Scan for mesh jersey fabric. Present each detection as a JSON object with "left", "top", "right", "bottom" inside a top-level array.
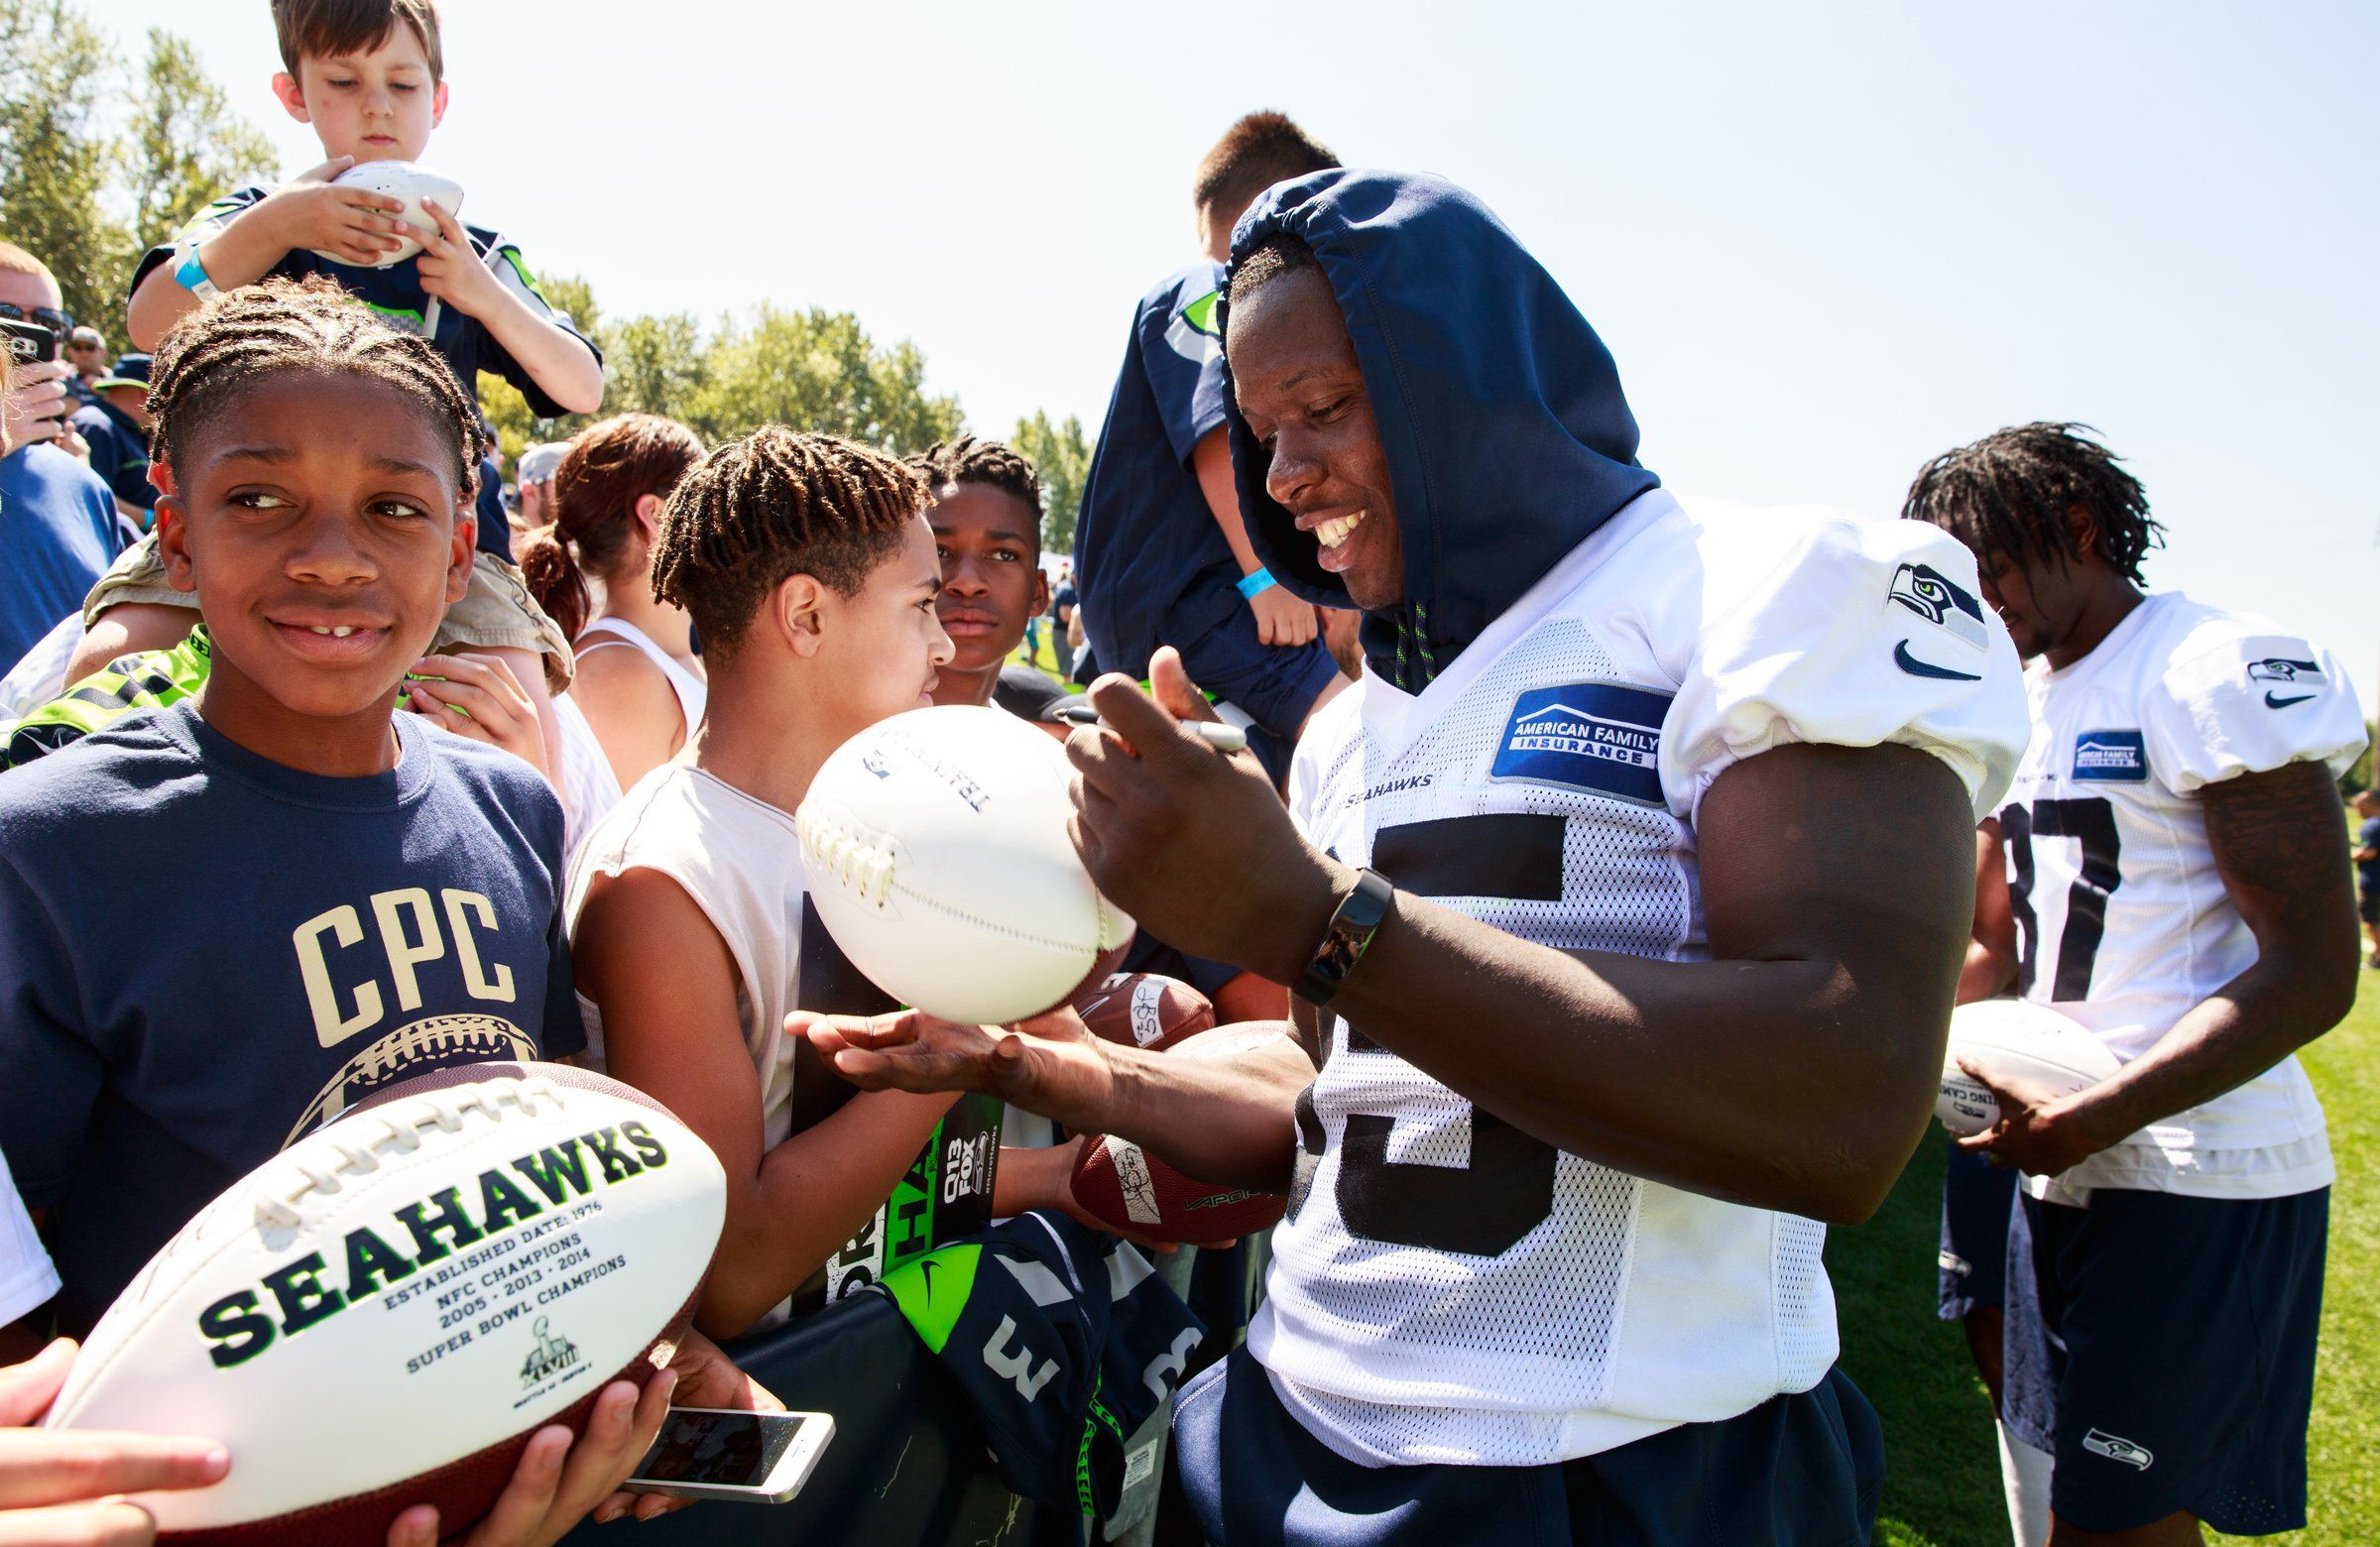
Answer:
[
  {"left": 2000, "top": 590, "right": 2363, "bottom": 1203},
  {"left": 1250, "top": 490, "right": 2028, "bottom": 1467}
]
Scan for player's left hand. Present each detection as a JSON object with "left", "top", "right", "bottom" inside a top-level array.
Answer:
[
  {"left": 383, "top": 1366, "right": 673, "bottom": 1547},
  {"left": 1954, "top": 1056, "right": 2117, "bottom": 1177},
  {"left": 588, "top": 1331, "right": 781, "bottom": 1525},
  {"left": 411, "top": 198, "right": 507, "bottom": 321},
  {"left": 400, "top": 653, "right": 547, "bottom": 779},
  {"left": 792, "top": 1004, "right": 1104, "bottom": 1109},
  {"left": 1068, "top": 649, "right": 1341, "bottom": 983}
]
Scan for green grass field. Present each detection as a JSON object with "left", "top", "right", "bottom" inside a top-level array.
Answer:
[{"left": 1832, "top": 975, "right": 2380, "bottom": 1545}]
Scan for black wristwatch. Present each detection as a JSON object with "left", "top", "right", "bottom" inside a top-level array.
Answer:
[{"left": 1294, "top": 868, "right": 1395, "bottom": 1007}]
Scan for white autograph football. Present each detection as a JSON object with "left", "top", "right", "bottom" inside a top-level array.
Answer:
[
  {"left": 312, "top": 161, "right": 465, "bottom": 268},
  {"left": 797, "top": 705, "right": 1133, "bottom": 1023},
  {"left": 47, "top": 1064, "right": 725, "bottom": 1544},
  {"left": 1936, "top": 999, "right": 2122, "bottom": 1136}
]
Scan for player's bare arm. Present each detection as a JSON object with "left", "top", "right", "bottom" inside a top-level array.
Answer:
[
  {"left": 1959, "top": 817, "right": 2019, "bottom": 1004},
  {"left": 571, "top": 866, "right": 956, "bottom": 1338},
  {"left": 1966, "top": 760, "right": 2358, "bottom": 1177},
  {"left": 797, "top": 1001, "right": 1317, "bottom": 1193},
  {"left": 1057, "top": 658, "right": 1973, "bottom": 1226}
]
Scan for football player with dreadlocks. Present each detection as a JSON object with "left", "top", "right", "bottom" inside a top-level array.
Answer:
[{"left": 1908, "top": 422, "right": 2361, "bottom": 1546}]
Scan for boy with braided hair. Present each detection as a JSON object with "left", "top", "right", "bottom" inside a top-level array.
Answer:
[
  {"left": 0, "top": 278, "right": 586, "bottom": 1344},
  {"left": 569, "top": 427, "right": 1158, "bottom": 1338}
]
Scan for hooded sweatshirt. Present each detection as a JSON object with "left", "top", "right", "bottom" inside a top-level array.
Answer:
[{"left": 1218, "top": 170, "right": 1660, "bottom": 690}]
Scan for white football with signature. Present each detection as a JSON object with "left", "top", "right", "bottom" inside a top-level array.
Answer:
[{"left": 798, "top": 705, "right": 1132, "bottom": 1023}]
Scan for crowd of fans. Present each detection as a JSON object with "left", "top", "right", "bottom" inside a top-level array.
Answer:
[{"left": 0, "top": 2, "right": 2362, "bottom": 1546}]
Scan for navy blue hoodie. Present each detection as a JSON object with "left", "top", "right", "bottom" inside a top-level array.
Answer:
[{"left": 1217, "top": 170, "right": 1660, "bottom": 690}]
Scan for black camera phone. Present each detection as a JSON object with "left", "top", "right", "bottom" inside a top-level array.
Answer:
[{"left": 2, "top": 316, "right": 59, "bottom": 366}]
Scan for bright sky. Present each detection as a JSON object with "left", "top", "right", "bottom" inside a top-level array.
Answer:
[{"left": 107, "top": 0, "right": 2380, "bottom": 704}]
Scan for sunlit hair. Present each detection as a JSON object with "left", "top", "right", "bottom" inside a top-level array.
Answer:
[
  {"left": 1193, "top": 111, "right": 1338, "bottom": 223},
  {"left": 906, "top": 434, "right": 1042, "bottom": 553},
  {"left": 273, "top": 0, "right": 444, "bottom": 80},
  {"left": 651, "top": 426, "right": 923, "bottom": 659},
  {"left": 1901, "top": 422, "right": 2163, "bottom": 585},
  {"left": 147, "top": 275, "right": 484, "bottom": 499},
  {"left": 522, "top": 415, "right": 704, "bottom": 641}
]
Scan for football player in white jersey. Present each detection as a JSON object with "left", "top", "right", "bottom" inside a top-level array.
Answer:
[
  {"left": 1907, "top": 422, "right": 2362, "bottom": 1546},
  {"left": 800, "top": 169, "right": 2028, "bottom": 1545}
]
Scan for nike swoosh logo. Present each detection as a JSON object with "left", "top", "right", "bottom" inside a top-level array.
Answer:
[
  {"left": 2265, "top": 691, "right": 2316, "bottom": 708},
  {"left": 1893, "top": 641, "right": 1982, "bottom": 680}
]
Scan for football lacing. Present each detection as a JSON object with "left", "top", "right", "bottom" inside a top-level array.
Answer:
[
  {"left": 249, "top": 1076, "right": 562, "bottom": 1230},
  {"left": 795, "top": 806, "right": 897, "bottom": 907}
]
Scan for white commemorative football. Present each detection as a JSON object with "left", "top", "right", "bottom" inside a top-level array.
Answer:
[
  {"left": 1936, "top": 999, "right": 2122, "bottom": 1136},
  {"left": 48, "top": 1064, "right": 725, "bottom": 1545},
  {"left": 797, "top": 705, "right": 1133, "bottom": 1023},
  {"left": 312, "top": 160, "right": 464, "bottom": 268}
]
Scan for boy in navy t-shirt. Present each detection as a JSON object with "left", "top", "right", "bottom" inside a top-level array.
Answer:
[
  {"left": 1072, "top": 113, "right": 1350, "bottom": 761},
  {"left": 0, "top": 279, "right": 584, "bottom": 1339}
]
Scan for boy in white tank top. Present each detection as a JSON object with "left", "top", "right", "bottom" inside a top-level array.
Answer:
[{"left": 565, "top": 427, "right": 1106, "bottom": 1338}]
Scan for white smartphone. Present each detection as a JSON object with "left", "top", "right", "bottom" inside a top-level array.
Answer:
[{"left": 624, "top": 1407, "right": 835, "bottom": 1503}]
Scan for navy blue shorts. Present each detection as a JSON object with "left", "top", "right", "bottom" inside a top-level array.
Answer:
[
  {"left": 1173, "top": 1349, "right": 1882, "bottom": 1547},
  {"left": 2005, "top": 1186, "right": 2326, "bottom": 1536},
  {"left": 1937, "top": 1139, "right": 2018, "bottom": 1320},
  {"left": 1164, "top": 588, "right": 1340, "bottom": 747}
]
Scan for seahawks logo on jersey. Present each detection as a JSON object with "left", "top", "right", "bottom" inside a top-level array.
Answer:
[
  {"left": 2248, "top": 656, "right": 2323, "bottom": 708},
  {"left": 1163, "top": 289, "right": 1223, "bottom": 364},
  {"left": 1886, "top": 562, "right": 1989, "bottom": 650}
]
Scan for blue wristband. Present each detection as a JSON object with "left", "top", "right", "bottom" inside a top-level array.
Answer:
[
  {"left": 1236, "top": 567, "right": 1277, "bottom": 600},
  {"left": 174, "top": 246, "right": 219, "bottom": 300}
]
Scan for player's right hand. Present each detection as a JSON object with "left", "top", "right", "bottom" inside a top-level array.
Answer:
[
  {"left": 1, "top": 361, "right": 72, "bottom": 450},
  {"left": 791, "top": 1004, "right": 1108, "bottom": 1111},
  {"left": 266, "top": 157, "right": 414, "bottom": 266},
  {"left": 0, "top": 1338, "right": 231, "bottom": 1547},
  {"left": 1248, "top": 584, "right": 1318, "bottom": 647}
]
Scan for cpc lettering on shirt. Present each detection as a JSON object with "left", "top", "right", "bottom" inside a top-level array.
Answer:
[
  {"left": 1489, "top": 682, "right": 1671, "bottom": 805},
  {"left": 1885, "top": 562, "right": 1990, "bottom": 651},
  {"left": 2073, "top": 729, "right": 2149, "bottom": 782}
]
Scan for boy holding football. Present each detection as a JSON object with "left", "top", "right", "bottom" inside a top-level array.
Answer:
[
  {"left": 86, "top": 0, "right": 592, "bottom": 746},
  {"left": 804, "top": 169, "right": 2030, "bottom": 1544},
  {"left": 566, "top": 428, "right": 1124, "bottom": 1340},
  {"left": 1910, "top": 423, "right": 2359, "bottom": 1545}
]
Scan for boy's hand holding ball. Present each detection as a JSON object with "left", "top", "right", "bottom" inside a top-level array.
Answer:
[{"left": 267, "top": 156, "right": 414, "bottom": 267}]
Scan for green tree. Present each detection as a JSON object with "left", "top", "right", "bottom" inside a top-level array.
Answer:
[
  {"left": 123, "top": 28, "right": 274, "bottom": 273},
  {"left": 1012, "top": 410, "right": 1093, "bottom": 552},
  {"left": 0, "top": 0, "right": 126, "bottom": 332},
  {"left": 689, "top": 304, "right": 961, "bottom": 452},
  {"left": 601, "top": 311, "right": 706, "bottom": 422}
]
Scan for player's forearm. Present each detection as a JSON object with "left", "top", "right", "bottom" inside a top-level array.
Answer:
[
  {"left": 991, "top": 1032, "right": 1311, "bottom": 1191},
  {"left": 698, "top": 1088, "right": 957, "bottom": 1338},
  {"left": 474, "top": 290, "right": 604, "bottom": 416},
  {"left": 2057, "top": 949, "right": 2355, "bottom": 1146},
  {"left": 1325, "top": 893, "right": 1956, "bottom": 1225}
]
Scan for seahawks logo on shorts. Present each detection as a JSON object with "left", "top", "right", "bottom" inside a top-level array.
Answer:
[
  {"left": 1887, "top": 563, "right": 1989, "bottom": 650},
  {"left": 2082, "top": 1428, "right": 2153, "bottom": 1471}
]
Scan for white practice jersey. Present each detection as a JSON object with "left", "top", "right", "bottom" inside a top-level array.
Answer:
[
  {"left": 1252, "top": 489, "right": 2029, "bottom": 1468},
  {"left": 1998, "top": 591, "right": 2363, "bottom": 1204}
]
